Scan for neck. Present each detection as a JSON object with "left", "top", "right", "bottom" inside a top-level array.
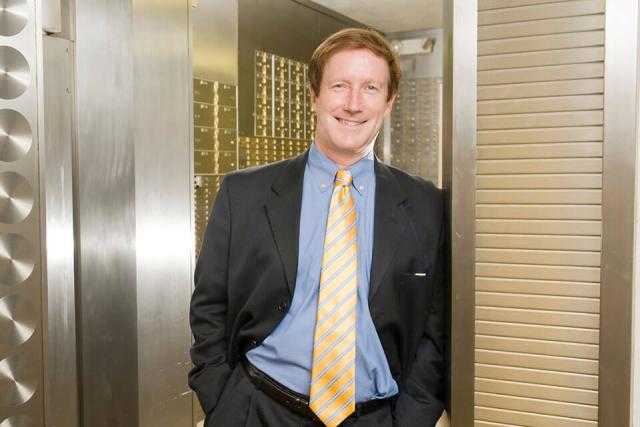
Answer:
[{"left": 313, "top": 141, "right": 374, "bottom": 169}]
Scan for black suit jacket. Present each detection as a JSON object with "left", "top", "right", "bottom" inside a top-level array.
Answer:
[{"left": 189, "top": 151, "right": 446, "bottom": 426}]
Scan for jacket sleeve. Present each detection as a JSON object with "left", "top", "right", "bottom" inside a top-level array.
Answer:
[
  {"left": 188, "top": 177, "right": 233, "bottom": 416},
  {"left": 394, "top": 207, "right": 446, "bottom": 427}
]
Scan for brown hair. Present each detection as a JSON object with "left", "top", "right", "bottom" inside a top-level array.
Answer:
[{"left": 308, "top": 28, "right": 401, "bottom": 101}]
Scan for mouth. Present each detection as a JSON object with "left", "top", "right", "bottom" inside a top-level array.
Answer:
[{"left": 335, "top": 117, "right": 367, "bottom": 127}]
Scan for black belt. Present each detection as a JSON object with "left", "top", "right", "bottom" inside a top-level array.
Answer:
[{"left": 241, "top": 357, "right": 390, "bottom": 422}]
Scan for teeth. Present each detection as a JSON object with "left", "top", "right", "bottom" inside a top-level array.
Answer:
[{"left": 339, "top": 119, "right": 362, "bottom": 126}]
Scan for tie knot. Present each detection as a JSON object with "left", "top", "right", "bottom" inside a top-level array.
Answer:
[{"left": 335, "top": 170, "right": 352, "bottom": 187}]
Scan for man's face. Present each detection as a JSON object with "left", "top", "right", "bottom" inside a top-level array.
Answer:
[{"left": 311, "top": 48, "right": 396, "bottom": 167}]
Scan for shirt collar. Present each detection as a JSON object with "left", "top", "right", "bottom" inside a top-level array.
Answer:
[{"left": 307, "top": 142, "right": 375, "bottom": 195}]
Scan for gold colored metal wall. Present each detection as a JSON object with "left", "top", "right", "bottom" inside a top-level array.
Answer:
[{"left": 475, "top": 0, "right": 604, "bottom": 425}]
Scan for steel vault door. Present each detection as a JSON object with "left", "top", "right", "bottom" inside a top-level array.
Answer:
[{"left": 0, "top": 0, "right": 45, "bottom": 424}]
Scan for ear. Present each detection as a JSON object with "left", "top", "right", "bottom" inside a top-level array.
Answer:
[
  {"left": 384, "top": 92, "right": 397, "bottom": 116},
  {"left": 309, "top": 87, "right": 318, "bottom": 111}
]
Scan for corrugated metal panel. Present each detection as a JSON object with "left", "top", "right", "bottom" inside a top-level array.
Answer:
[
  {"left": 475, "top": 220, "right": 602, "bottom": 236},
  {"left": 478, "top": 31, "right": 604, "bottom": 56},
  {"left": 478, "top": 14, "right": 604, "bottom": 41},
  {"left": 478, "top": 0, "right": 604, "bottom": 25},
  {"left": 477, "top": 174, "right": 602, "bottom": 189},
  {"left": 478, "top": 63, "right": 604, "bottom": 85},
  {"left": 475, "top": 1, "right": 603, "bottom": 424}
]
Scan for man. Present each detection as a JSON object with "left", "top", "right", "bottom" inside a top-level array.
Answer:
[{"left": 190, "top": 28, "right": 445, "bottom": 427}]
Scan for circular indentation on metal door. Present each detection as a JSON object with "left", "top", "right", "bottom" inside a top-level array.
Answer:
[
  {"left": 0, "top": 47, "right": 30, "bottom": 100},
  {"left": 0, "top": 0, "right": 29, "bottom": 37},
  {"left": 0, "top": 110, "right": 31, "bottom": 161},
  {"left": 0, "top": 173, "right": 32, "bottom": 224},
  {"left": 0, "top": 294, "right": 35, "bottom": 346},
  {"left": 0, "top": 415, "right": 35, "bottom": 427},
  {"left": 0, "top": 234, "right": 34, "bottom": 285},
  {"left": 0, "top": 355, "right": 37, "bottom": 406}
]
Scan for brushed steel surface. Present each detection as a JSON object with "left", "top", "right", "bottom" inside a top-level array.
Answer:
[
  {"left": 0, "top": 354, "right": 37, "bottom": 406},
  {"left": 41, "top": 0, "right": 62, "bottom": 33},
  {"left": 599, "top": 0, "right": 638, "bottom": 425},
  {"left": 132, "top": 0, "right": 192, "bottom": 425},
  {"left": 41, "top": 35, "right": 78, "bottom": 427},
  {"left": 192, "top": 0, "right": 237, "bottom": 84},
  {"left": 443, "top": 0, "right": 476, "bottom": 425},
  {"left": 0, "top": 47, "right": 30, "bottom": 100},
  {"left": 0, "top": 293, "right": 35, "bottom": 346},
  {"left": 0, "top": 109, "right": 31, "bottom": 162},
  {"left": 0, "top": 415, "right": 35, "bottom": 427},
  {"left": 0, "top": 172, "right": 33, "bottom": 224},
  {"left": 74, "top": 0, "right": 138, "bottom": 424},
  {"left": 0, "top": 0, "right": 28, "bottom": 37},
  {"left": 0, "top": 0, "right": 43, "bottom": 424},
  {"left": 0, "top": 233, "right": 34, "bottom": 285}
]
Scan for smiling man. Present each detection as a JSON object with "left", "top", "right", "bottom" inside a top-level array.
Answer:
[{"left": 189, "top": 28, "right": 446, "bottom": 427}]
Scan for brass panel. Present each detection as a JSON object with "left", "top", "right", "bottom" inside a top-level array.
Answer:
[
  {"left": 217, "top": 150, "right": 237, "bottom": 173},
  {"left": 478, "top": 0, "right": 604, "bottom": 26},
  {"left": 478, "top": 31, "right": 604, "bottom": 55},
  {"left": 476, "top": 392, "right": 598, "bottom": 420},
  {"left": 478, "top": 14, "right": 604, "bottom": 41},
  {"left": 478, "top": 79, "right": 604, "bottom": 101},
  {"left": 216, "top": 128, "right": 237, "bottom": 151},
  {"left": 476, "top": 263, "right": 600, "bottom": 282},
  {"left": 477, "top": 158, "right": 602, "bottom": 174},
  {"left": 476, "top": 321, "right": 599, "bottom": 344},
  {"left": 193, "top": 79, "right": 214, "bottom": 104},
  {"left": 478, "top": 111, "right": 603, "bottom": 131},
  {"left": 476, "top": 378, "right": 598, "bottom": 405},
  {"left": 476, "top": 292, "right": 599, "bottom": 313},
  {"left": 194, "top": 126, "right": 214, "bottom": 150},
  {"left": 476, "top": 174, "right": 602, "bottom": 189},
  {"left": 476, "top": 234, "right": 601, "bottom": 251},
  {"left": 478, "top": 126, "right": 603, "bottom": 145},
  {"left": 476, "top": 364, "right": 598, "bottom": 389},
  {"left": 475, "top": 219, "right": 602, "bottom": 236},
  {"left": 214, "top": 105, "right": 236, "bottom": 129},
  {"left": 476, "top": 277, "right": 600, "bottom": 298},
  {"left": 477, "top": 142, "right": 602, "bottom": 159},
  {"left": 476, "top": 248, "right": 600, "bottom": 266},
  {"left": 475, "top": 406, "right": 598, "bottom": 426},
  {"left": 476, "top": 307, "right": 599, "bottom": 329},
  {"left": 215, "top": 82, "right": 236, "bottom": 106},
  {"left": 194, "top": 151, "right": 214, "bottom": 174},
  {"left": 478, "top": 47, "right": 604, "bottom": 72},
  {"left": 193, "top": 103, "right": 214, "bottom": 127},
  {"left": 478, "top": 63, "right": 603, "bottom": 85},
  {"left": 476, "top": 335, "right": 599, "bottom": 359},
  {"left": 476, "top": 190, "right": 602, "bottom": 204}
]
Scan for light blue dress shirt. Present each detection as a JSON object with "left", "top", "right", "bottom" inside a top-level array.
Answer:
[{"left": 246, "top": 143, "right": 398, "bottom": 401}]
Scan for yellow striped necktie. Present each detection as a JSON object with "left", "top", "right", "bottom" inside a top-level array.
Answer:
[{"left": 309, "top": 169, "right": 357, "bottom": 427}]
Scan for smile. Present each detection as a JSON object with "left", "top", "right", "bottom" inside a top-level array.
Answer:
[{"left": 336, "top": 118, "right": 366, "bottom": 127}]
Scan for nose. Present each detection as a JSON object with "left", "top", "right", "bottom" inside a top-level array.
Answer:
[{"left": 344, "top": 89, "right": 362, "bottom": 113}]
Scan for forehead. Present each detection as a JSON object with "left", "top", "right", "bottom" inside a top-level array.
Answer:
[{"left": 321, "top": 48, "right": 390, "bottom": 82}]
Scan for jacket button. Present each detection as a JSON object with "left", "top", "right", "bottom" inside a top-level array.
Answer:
[
  {"left": 250, "top": 339, "right": 257, "bottom": 347},
  {"left": 277, "top": 301, "right": 289, "bottom": 311}
]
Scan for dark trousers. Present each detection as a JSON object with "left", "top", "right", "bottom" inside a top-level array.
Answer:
[{"left": 206, "top": 364, "right": 394, "bottom": 427}]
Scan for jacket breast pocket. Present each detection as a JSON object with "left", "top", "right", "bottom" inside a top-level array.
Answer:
[{"left": 395, "top": 270, "right": 433, "bottom": 324}]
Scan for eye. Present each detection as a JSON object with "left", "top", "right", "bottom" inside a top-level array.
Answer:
[
  {"left": 332, "top": 83, "right": 346, "bottom": 89},
  {"left": 366, "top": 84, "right": 379, "bottom": 91}
]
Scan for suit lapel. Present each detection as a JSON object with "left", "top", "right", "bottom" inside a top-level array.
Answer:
[
  {"left": 369, "top": 159, "right": 408, "bottom": 302},
  {"left": 265, "top": 151, "right": 308, "bottom": 295}
]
